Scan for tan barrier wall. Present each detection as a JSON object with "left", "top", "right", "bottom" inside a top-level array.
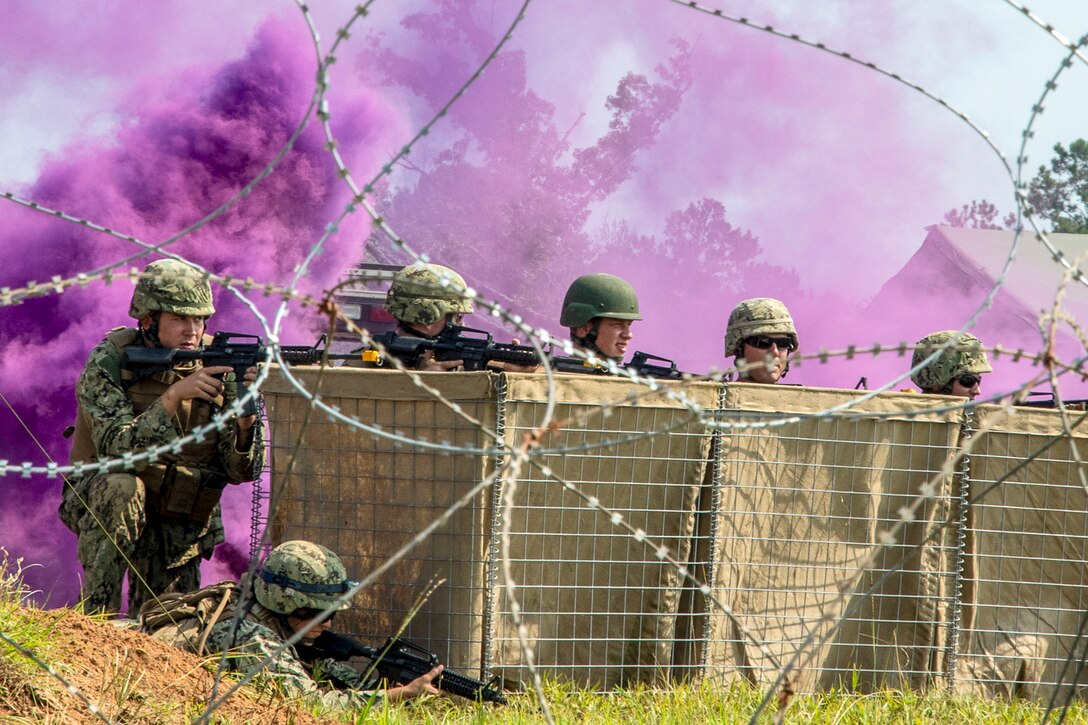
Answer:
[
  {"left": 701, "top": 384, "right": 964, "bottom": 692},
  {"left": 263, "top": 367, "right": 497, "bottom": 668},
  {"left": 488, "top": 376, "right": 719, "bottom": 688},
  {"left": 262, "top": 368, "right": 1088, "bottom": 696},
  {"left": 955, "top": 406, "right": 1088, "bottom": 700}
]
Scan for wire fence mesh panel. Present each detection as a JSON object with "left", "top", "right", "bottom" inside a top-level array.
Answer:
[
  {"left": 956, "top": 406, "right": 1088, "bottom": 700},
  {"left": 260, "top": 367, "right": 1088, "bottom": 700},
  {"left": 487, "top": 375, "right": 720, "bottom": 688},
  {"left": 701, "top": 385, "right": 963, "bottom": 692},
  {"left": 263, "top": 366, "right": 497, "bottom": 672}
]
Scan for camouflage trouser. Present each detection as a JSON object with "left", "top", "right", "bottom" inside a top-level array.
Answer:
[{"left": 59, "top": 472, "right": 216, "bottom": 614}]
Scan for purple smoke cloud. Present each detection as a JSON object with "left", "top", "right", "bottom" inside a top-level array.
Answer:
[
  {"left": 2, "top": 1, "right": 1080, "bottom": 606},
  {"left": 0, "top": 15, "right": 407, "bottom": 606}
]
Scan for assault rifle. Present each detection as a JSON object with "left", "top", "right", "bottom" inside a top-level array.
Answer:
[
  {"left": 296, "top": 631, "right": 507, "bottom": 704},
  {"left": 625, "top": 350, "right": 686, "bottom": 380},
  {"left": 1018, "top": 392, "right": 1088, "bottom": 411},
  {"left": 122, "top": 331, "right": 353, "bottom": 415},
  {"left": 547, "top": 349, "right": 687, "bottom": 380},
  {"left": 367, "top": 325, "right": 540, "bottom": 371}
]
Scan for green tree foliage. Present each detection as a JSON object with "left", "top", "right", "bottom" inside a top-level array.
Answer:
[
  {"left": 1027, "top": 139, "right": 1088, "bottom": 233},
  {"left": 356, "top": 0, "right": 694, "bottom": 316},
  {"left": 945, "top": 139, "right": 1088, "bottom": 234},
  {"left": 943, "top": 199, "right": 1015, "bottom": 230},
  {"left": 355, "top": 0, "right": 799, "bottom": 348}
]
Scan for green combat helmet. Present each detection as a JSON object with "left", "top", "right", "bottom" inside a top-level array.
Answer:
[
  {"left": 724, "top": 298, "right": 799, "bottom": 358},
  {"left": 559, "top": 273, "right": 642, "bottom": 328},
  {"left": 385, "top": 263, "right": 475, "bottom": 326},
  {"left": 911, "top": 330, "right": 992, "bottom": 393},
  {"left": 128, "top": 259, "right": 215, "bottom": 319},
  {"left": 254, "top": 540, "right": 358, "bottom": 615}
]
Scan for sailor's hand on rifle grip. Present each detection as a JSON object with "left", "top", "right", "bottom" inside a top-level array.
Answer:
[
  {"left": 384, "top": 664, "right": 444, "bottom": 703},
  {"left": 419, "top": 351, "right": 463, "bottom": 371},
  {"left": 235, "top": 365, "right": 260, "bottom": 431},
  {"left": 160, "top": 365, "right": 234, "bottom": 415}
]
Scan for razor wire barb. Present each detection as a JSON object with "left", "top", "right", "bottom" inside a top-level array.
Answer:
[{"left": 0, "top": 1, "right": 1086, "bottom": 723}]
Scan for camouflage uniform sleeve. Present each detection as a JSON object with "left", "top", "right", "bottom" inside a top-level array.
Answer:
[
  {"left": 310, "top": 657, "right": 383, "bottom": 692},
  {"left": 215, "top": 402, "right": 264, "bottom": 483},
  {"left": 204, "top": 619, "right": 381, "bottom": 711},
  {"left": 76, "top": 339, "right": 177, "bottom": 462}
]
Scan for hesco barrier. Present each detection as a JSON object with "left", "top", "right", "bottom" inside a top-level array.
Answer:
[{"left": 261, "top": 366, "right": 1088, "bottom": 698}]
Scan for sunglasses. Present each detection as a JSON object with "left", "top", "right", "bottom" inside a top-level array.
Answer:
[
  {"left": 745, "top": 336, "right": 795, "bottom": 352},
  {"left": 956, "top": 374, "right": 981, "bottom": 388}
]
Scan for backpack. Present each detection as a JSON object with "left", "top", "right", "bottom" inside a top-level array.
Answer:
[{"left": 139, "top": 581, "right": 242, "bottom": 655}]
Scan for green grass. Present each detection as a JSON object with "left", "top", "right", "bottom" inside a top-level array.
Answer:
[
  {"left": 0, "top": 550, "right": 57, "bottom": 677},
  {"left": 330, "top": 678, "right": 1088, "bottom": 725},
  {"left": 2, "top": 550, "right": 1086, "bottom": 724}
]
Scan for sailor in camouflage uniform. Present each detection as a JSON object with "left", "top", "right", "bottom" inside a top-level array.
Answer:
[
  {"left": 200, "top": 540, "right": 441, "bottom": 708},
  {"left": 60, "top": 258, "right": 264, "bottom": 614},
  {"left": 910, "top": 330, "right": 991, "bottom": 399},
  {"left": 350, "top": 262, "right": 536, "bottom": 372},
  {"left": 346, "top": 262, "right": 474, "bottom": 371},
  {"left": 724, "top": 298, "right": 799, "bottom": 384}
]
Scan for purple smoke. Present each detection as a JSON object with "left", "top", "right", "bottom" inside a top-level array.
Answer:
[
  {"left": 0, "top": 16, "right": 406, "bottom": 606},
  {"left": 1, "top": 2, "right": 1075, "bottom": 607}
]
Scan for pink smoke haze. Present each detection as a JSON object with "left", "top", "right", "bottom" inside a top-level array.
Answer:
[
  {"left": 0, "top": 14, "right": 408, "bottom": 605},
  {"left": 1, "top": 2, "right": 1083, "bottom": 606}
]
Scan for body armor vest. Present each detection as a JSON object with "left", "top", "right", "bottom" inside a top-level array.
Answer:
[{"left": 69, "top": 328, "right": 230, "bottom": 521}]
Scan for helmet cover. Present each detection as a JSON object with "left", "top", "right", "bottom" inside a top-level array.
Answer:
[
  {"left": 129, "top": 259, "right": 215, "bottom": 319},
  {"left": 910, "top": 330, "right": 992, "bottom": 391},
  {"left": 254, "top": 540, "right": 357, "bottom": 615},
  {"left": 724, "top": 298, "right": 798, "bottom": 358},
  {"left": 385, "top": 263, "right": 474, "bottom": 326}
]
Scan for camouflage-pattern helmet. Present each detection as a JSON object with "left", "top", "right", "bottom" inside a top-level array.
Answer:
[
  {"left": 724, "top": 298, "right": 799, "bottom": 357},
  {"left": 910, "top": 330, "right": 992, "bottom": 392},
  {"left": 254, "top": 541, "right": 358, "bottom": 615},
  {"left": 559, "top": 274, "right": 642, "bottom": 328},
  {"left": 128, "top": 259, "right": 215, "bottom": 319},
  {"left": 385, "top": 263, "right": 474, "bottom": 326}
]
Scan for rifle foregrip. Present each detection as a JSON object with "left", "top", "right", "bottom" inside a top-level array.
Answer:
[
  {"left": 307, "top": 632, "right": 507, "bottom": 704},
  {"left": 278, "top": 346, "right": 321, "bottom": 365},
  {"left": 489, "top": 347, "right": 540, "bottom": 367},
  {"left": 437, "top": 669, "right": 508, "bottom": 704}
]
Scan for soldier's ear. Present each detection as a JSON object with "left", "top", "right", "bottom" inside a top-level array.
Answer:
[{"left": 139, "top": 315, "right": 154, "bottom": 331}]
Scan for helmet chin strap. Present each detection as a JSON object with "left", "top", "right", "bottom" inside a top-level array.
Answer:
[
  {"left": 140, "top": 313, "right": 207, "bottom": 348},
  {"left": 141, "top": 313, "right": 163, "bottom": 348},
  {"left": 573, "top": 320, "right": 609, "bottom": 360},
  {"left": 570, "top": 320, "right": 622, "bottom": 361}
]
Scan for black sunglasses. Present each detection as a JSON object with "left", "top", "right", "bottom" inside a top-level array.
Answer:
[
  {"left": 956, "top": 374, "right": 981, "bottom": 388},
  {"left": 745, "top": 336, "right": 795, "bottom": 352}
]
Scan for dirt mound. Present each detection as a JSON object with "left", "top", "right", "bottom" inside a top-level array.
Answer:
[{"left": 0, "top": 607, "right": 328, "bottom": 724}]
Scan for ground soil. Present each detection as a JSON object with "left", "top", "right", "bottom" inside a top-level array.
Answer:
[{"left": 0, "top": 607, "right": 329, "bottom": 724}]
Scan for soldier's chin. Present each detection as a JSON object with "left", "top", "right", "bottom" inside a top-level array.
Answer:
[{"left": 751, "top": 368, "right": 781, "bottom": 384}]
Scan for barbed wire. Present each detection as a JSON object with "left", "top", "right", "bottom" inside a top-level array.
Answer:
[{"left": 0, "top": 1, "right": 1086, "bottom": 723}]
